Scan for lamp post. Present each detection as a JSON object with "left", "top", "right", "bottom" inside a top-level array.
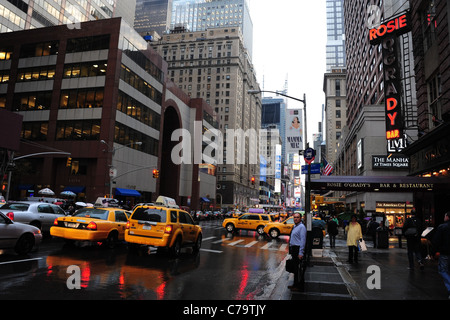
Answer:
[
  {"left": 100, "top": 140, "right": 142, "bottom": 197},
  {"left": 248, "top": 89, "right": 313, "bottom": 260}
]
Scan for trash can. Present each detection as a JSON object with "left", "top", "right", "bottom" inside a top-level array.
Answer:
[
  {"left": 376, "top": 227, "right": 389, "bottom": 249},
  {"left": 311, "top": 227, "right": 324, "bottom": 249}
]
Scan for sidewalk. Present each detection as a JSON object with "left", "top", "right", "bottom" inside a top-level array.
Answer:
[{"left": 283, "top": 233, "right": 449, "bottom": 300}]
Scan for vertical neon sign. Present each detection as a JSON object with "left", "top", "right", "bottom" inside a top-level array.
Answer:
[{"left": 369, "top": 12, "right": 411, "bottom": 140}]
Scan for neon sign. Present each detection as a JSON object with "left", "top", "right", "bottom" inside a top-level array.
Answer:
[
  {"left": 369, "top": 13, "right": 411, "bottom": 45},
  {"left": 369, "top": 12, "right": 411, "bottom": 141}
]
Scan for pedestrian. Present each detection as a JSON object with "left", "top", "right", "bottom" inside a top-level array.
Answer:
[
  {"left": 402, "top": 211, "right": 424, "bottom": 270},
  {"left": 367, "top": 217, "right": 379, "bottom": 248},
  {"left": 431, "top": 211, "right": 450, "bottom": 299},
  {"left": 288, "top": 212, "right": 307, "bottom": 291},
  {"left": 327, "top": 215, "right": 338, "bottom": 248},
  {"left": 345, "top": 214, "right": 362, "bottom": 264}
]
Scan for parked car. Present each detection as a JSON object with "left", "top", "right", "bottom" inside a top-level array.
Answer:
[
  {"left": 0, "top": 211, "right": 43, "bottom": 254},
  {"left": 0, "top": 201, "right": 66, "bottom": 233}
]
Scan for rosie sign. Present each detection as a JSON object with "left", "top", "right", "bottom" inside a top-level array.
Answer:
[{"left": 369, "top": 12, "right": 411, "bottom": 140}]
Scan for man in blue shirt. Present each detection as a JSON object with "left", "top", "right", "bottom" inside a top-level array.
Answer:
[{"left": 288, "top": 213, "right": 307, "bottom": 290}]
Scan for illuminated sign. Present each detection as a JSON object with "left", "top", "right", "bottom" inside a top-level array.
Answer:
[
  {"left": 369, "top": 12, "right": 411, "bottom": 141},
  {"left": 369, "top": 13, "right": 411, "bottom": 45}
]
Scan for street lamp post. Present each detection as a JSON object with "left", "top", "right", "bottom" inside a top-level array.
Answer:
[
  {"left": 100, "top": 140, "right": 142, "bottom": 197},
  {"left": 248, "top": 89, "right": 313, "bottom": 260}
]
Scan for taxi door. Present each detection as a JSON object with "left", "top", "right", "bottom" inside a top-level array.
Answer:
[
  {"left": 235, "top": 214, "right": 252, "bottom": 230},
  {"left": 114, "top": 211, "right": 129, "bottom": 240},
  {"left": 178, "top": 211, "right": 196, "bottom": 244},
  {"left": 280, "top": 217, "right": 294, "bottom": 235}
]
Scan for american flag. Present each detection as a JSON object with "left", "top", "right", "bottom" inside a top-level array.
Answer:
[{"left": 322, "top": 158, "right": 334, "bottom": 176}]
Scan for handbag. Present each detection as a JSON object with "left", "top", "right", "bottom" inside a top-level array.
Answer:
[
  {"left": 404, "top": 227, "right": 418, "bottom": 236},
  {"left": 359, "top": 239, "right": 367, "bottom": 251},
  {"left": 285, "top": 258, "right": 296, "bottom": 273}
]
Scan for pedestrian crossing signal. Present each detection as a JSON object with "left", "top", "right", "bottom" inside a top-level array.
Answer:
[{"left": 152, "top": 169, "right": 159, "bottom": 178}]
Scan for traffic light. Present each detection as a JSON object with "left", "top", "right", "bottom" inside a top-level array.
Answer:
[
  {"left": 251, "top": 176, "right": 255, "bottom": 185},
  {"left": 152, "top": 169, "right": 159, "bottom": 178},
  {"left": 66, "top": 157, "right": 72, "bottom": 167}
]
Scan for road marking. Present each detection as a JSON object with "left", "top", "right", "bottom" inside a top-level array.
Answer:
[
  {"left": 245, "top": 240, "right": 259, "bottom": 247},
  {"left": 228, "top": 239, "right": 244, "bottom": 246},
  {"left": 202, "top": 236, "right": 216, "bottom": 241},
  {"left": 0, "top": 258, "right": 42, "bottom": 265},
  {"left": 279, "top": 244, "right": 288, "bottom": 251},
  {"left": 200, "top": 248, "right": 223, "bottom": 254},
  {"left": 212, "top": 238, "right": 227, "bottom": 244},
  {"left": 261, "top": 242, "right": 273, "bottom": 250}
]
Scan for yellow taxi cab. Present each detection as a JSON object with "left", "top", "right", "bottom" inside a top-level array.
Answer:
[
  {"left": 222, "top": 213, "right": 272, "bottom": 235},
  {"left": 125, "top": 196, "right": 202, "bottom": 257},
  {"left": 263, "top": 216, "right": 294, "bottom": 239},
  {"left": 50, "top": 207, "right": 131, "bottom": 248}
]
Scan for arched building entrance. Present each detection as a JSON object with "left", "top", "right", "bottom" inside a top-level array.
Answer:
[{"left": 159, "top": 105, "right": 181, "bottom": 202}]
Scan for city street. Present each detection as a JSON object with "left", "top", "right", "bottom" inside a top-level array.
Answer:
[
  {"left": 1, "top": 219, "right": 448, "bottom": 303},
  {"left": 0, "top": 219, "right": 289, "bottom": 300}
]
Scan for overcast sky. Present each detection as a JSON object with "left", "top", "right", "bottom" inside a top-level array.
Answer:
[{"left": 249, "top": 0, "right": 327, "bottom": 146}]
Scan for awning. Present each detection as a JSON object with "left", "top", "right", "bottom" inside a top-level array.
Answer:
[
  {"left": 115, "top": 188, "right": 141, "bottom": 197},
  {"left": 63, "top": 186, "right": 86, "bottom": 193},
  {"left": 200, "top": 197, "right": 210, "bottom": 202},
  {"left": 307, "top": 176, "right": 450, "bottom": 192}
]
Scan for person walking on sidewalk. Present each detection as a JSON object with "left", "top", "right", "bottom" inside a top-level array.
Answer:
[
  {"left": 346, "top": 214, "right": 362, "bottom": 264},
  {"left": 367, "top": 217, "right": 379, "bottom": 248},
  {"left": 403, "top": 211, "right": 424, "bottom": 270},
  {"left": 431, "top": 211, "right": 450, "bottom": 299},
  {"left": 327, "top": 215, "right": 338, "bottom": 248},
  {"left": 288, "top": 213, "right": 307, "bottom": 291}
]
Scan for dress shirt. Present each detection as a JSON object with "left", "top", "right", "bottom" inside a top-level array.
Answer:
[{"left": 290, "top": 222, "right": 307, "bottom": 255}]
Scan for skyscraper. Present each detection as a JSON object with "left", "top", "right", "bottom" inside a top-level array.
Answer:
[
  {"left": 325, "top": 0, "right": 346, "bottom": 71},
  {"left": 134, "top": 0, "right": 173, "bottom": 36}
]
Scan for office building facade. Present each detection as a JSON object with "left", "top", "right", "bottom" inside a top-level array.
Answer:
[{"left": 151, "top": 26, "right": 260, "bottom": 210}]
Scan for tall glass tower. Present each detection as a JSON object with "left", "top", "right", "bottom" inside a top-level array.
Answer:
[{"left": 325, "top": 0, "right": 346, "bottom": 70}]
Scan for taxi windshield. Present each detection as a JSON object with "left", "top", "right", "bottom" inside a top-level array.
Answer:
[
  {"left": 73, "top": 208, "right": 109, "bottom": 220},
  {"left": 132, "top": 208, "right": 167, "bottom": 223}
]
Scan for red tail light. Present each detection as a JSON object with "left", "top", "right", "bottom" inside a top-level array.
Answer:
[
  {"left": 126, "top": 221, "right": 130, "bottom": 229},
  {"left": 86, "top": 221, "right": 97, "bottom": 230},
  {"left": 164, "top": 225, "right": 173, "bottom": 234},
  {"left": 6, "top": 212, "right": 14, "bottom": 220},
  {"left": 53, "top": 218, "right": 59, "bottom": 226}
]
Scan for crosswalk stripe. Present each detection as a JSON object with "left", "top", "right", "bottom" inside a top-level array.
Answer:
[
  {"left": 244, "top": 240, "right": 259, "bottom": 248},
  {"left": 279, "top": 243, "right": 288, "bottom": 251},
  {"left": 228, "top": 239, "right": 245, "bottom": 246},
  {"left": 261, "top": 242, "right": 273, "bottom": 250},
  {"left": 202, "top": 236, "right": 216, "bottom": 241}
]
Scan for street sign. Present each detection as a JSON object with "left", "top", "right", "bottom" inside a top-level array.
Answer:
[
  {"left": 302, "top": 163, "right": 321, "bottom": 174},
  {"left": 304, "top": 148, "right": 315, "bottom": 165}
]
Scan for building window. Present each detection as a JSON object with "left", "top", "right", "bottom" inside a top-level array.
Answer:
[
  {"left": 427, "top": 73, "right": 442, "bottom": 129},
  {"left": 59, "top": 88, "right": 104, "bottom": 109},
  {"left": 66, "top": 35, "right": 110, "bottom": 53},
  {"left": 63, "top": 61, "right": 107, "bottom": 78},
  {"left": 55, "top": 120, "right": 101, "bottom": 141},
  {"left": 13, "top": 91, "right": 52, "bottom": 111},
  {"left": 17, "top": 66, "right": 56, "bottom": 82},
  {"left": 422, "top": 0, "right": 437, "bottom": 51},
  {"left": 19, "top": 41, "right": 59, "bottom": 58},
  {"left": 21, "top": 122, "right": 48, "bottom": 141}
]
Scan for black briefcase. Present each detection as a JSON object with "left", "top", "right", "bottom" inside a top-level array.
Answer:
[{"left": 285, "top": 258, "right": 296, "bottom": 273}]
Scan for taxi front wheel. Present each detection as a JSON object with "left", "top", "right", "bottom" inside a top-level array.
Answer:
[{"left": 226, "top": 223, "right": 235, "bottom": 233}]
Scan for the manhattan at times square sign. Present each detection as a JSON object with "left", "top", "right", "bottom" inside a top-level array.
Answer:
[{"left": 368, "top": 10, "right": 411, "bottom": 142}]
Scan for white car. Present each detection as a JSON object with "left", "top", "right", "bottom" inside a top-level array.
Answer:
[
  {"left": 0, "top": 212, "right": 42, "bottom": 254},
  {"left": 1, "top": 201, "right": 66, "bottom": 233}
]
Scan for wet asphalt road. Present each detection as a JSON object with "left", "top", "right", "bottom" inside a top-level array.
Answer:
[{"left": 0, "top": 219, "right": 289, "bottom": 300}]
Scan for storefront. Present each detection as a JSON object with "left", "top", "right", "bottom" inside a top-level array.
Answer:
[{"left": 376, "top": 202, "right": 414, "bottom": 228}]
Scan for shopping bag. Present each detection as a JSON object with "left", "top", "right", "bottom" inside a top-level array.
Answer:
[
  {"left": 285, "top": 258, "right": 296, "bottom": 273},
  {"left": 359, "top": 239, "right": 367, "bottom": 251}
]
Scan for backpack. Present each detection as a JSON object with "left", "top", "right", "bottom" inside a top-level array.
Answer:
[{"left": 404, "top": 218, "right": 418, "bottom": 237}]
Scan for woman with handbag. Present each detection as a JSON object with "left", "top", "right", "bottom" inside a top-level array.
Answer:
[{"left": 346, "top": 214, "right": 363, "bottom": 264}]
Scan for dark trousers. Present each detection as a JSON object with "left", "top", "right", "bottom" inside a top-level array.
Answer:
[
  {"left": 329, "top": 234, "right": 336, "bottom": 248},
  {"left": 406, "top": 237, "right": 423, "bottom": 268},
  {"left": 348, "top": 245, "right": 358, "bottom": 263},
  {"left": 289, "top": 245, "right": 304, "bottom": 287}
]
